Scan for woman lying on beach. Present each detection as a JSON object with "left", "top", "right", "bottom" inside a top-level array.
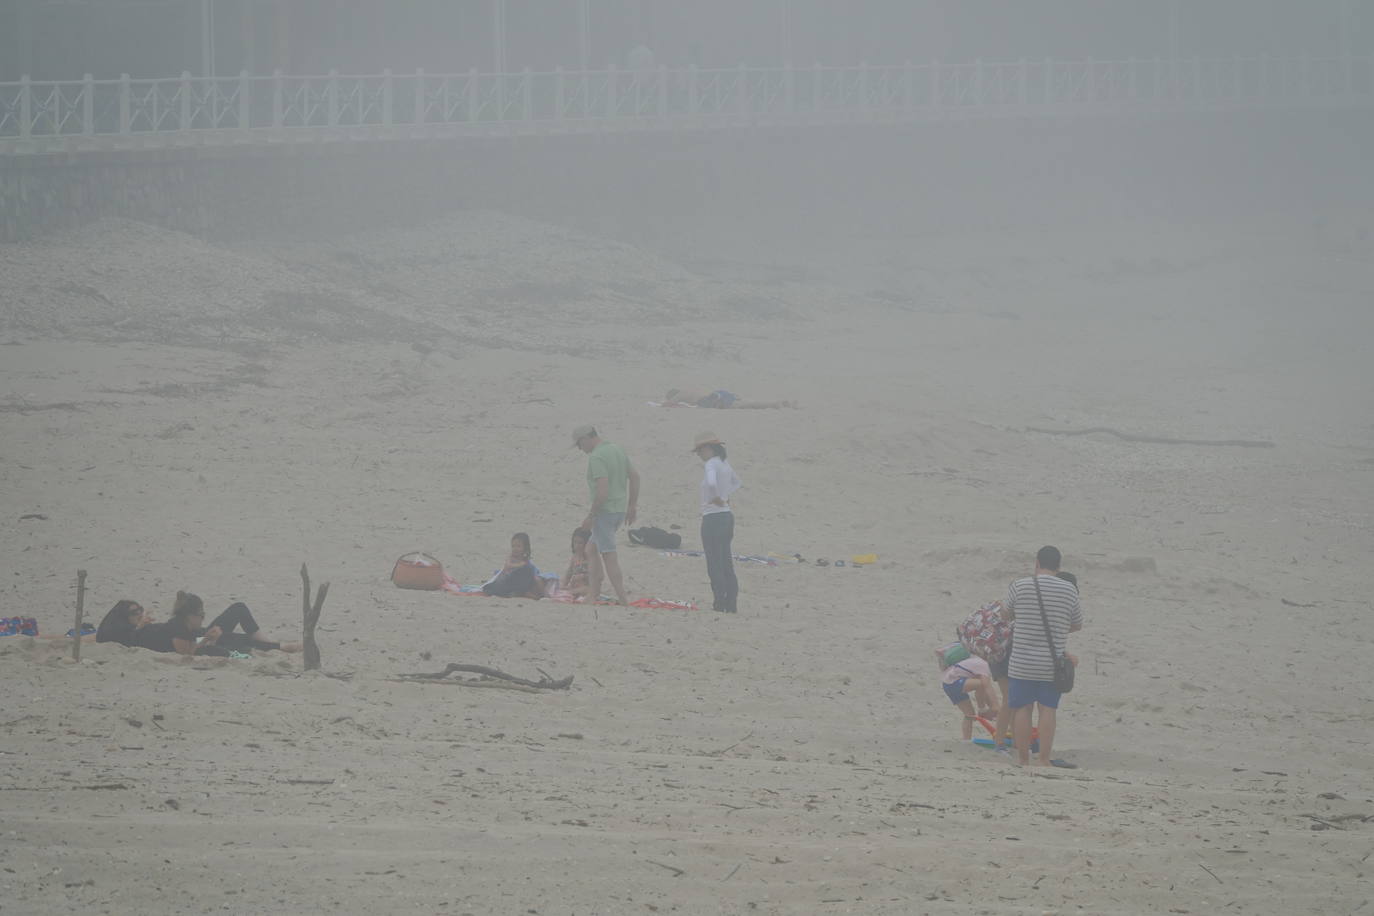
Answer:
[
  {"left": 663, "top": 388, "right": 795, "bottom": 409},
  {"left": 96, "top": 592, "right": 300, "bottom": 656}
]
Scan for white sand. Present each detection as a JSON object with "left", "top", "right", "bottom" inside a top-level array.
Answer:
[{"left": 2, "top": 209, "right": 1372, "bottom": 914}]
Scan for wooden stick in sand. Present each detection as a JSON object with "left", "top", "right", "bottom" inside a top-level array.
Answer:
[
  {"left": 71, "top": 569, "right": 87, "bottom": 662},
  {"left": 300, "top": 563, "right": 330, "bottom": 672}
]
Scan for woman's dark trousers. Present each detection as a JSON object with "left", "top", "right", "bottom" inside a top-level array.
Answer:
[
  {"left": 701, "top": 511, "right": 738, "bottom": 613},
  {"left": 204, "top": 602, "right": 277, "bottom": 652}
]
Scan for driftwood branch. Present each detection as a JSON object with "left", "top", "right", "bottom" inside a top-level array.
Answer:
[
  {"left": 395, "top": 663, "right": 573, "bottom": 690},
  {"left": 1026, "top": 425, "right": 1274, "bottom": 448},
  {"left": 386, "top": 678, "right": 545, "bottom": 694},
  {"left": 72, "top": 569, "right": 87, "bottom": 663},
  {"left": 300, "top": 564, "right": 330, "bottom": 671}
]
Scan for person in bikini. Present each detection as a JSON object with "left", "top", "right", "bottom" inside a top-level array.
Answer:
[{"left": 561, "top": 527, "right": 593, "bottom": 600}]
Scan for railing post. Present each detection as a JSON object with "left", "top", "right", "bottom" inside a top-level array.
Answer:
[
  {"left": 82, "top": 74, "right": 94, "bottom": 135},
  {"left": 929, "top": 59, "right": 940, "bottom": 113},
  {"left": 412, "top": 69, "right": 425, "bottom": 124},
  {"left": 554, "top": 67, "right": 565, "bottom": 121},
  {"left": 465, "top": 68, "right": 478, "bottom": 122},
  {"left": 522, "top": 68, "right": 533, "bottom": 122},
  {"left": 1127, "top": 57, "right": 1137, "bottom": 102},
  {"left": 1192, "top": 56, "right": 1202, "bottom": 104},
  {"left": 119, "top": 73, "right": 131, "bottom": 134},
  {"left": 657, "top": 64, "right": 668, "bottom": 119},
  {"left": 786, "top": 62, "right": 797, "bottom": 116},
  {"left": 239, "top": 70, "right": 250, "bottom": 130},
  {"left": 181, "top": 71, "right": 192, "bottom": 129},
  {"left": 606, "top": 63, "right": 618, "bottom": 118},
  {"left": 1298, "top": 53, "right": 1309, "bottom": 99},
  {"left": 19, "top": 75, "right": 30, "bottom": 139},
  {"left": 1232, "top": 55, "right": 1241, "bottom": 101},
  {"left": 688, "top": 64, "right": 699, "bottom": 115},
  {"left": 813, "top": 62, "right": 824, "bottom": 112},
  {"left": 974, "top": 58, "right": 983, "bottom": 107},
  {"left": 382, "top": 69, "right": 393, "bottom": 126},
  {"left": 738, "top": 63, "right": 748, "bottom": 118},
  {"left": 272, "top": 69, "right": 283, "bottom": 126},
  {"left": 858, "top": 62, "right": 869, "bottom": 117},
  {"left": 902, "top": 60, "right": 914, "bottom": 112},
  {"left": 1019, "top": 58, "right": 1028, "bottom": 105},
  {"left": 327, "top": 69, "right": 339, "bottom": 126}
]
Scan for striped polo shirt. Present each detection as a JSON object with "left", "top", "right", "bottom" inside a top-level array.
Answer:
[{"left": 1005, "top": 574, "right": 1083, "bottom": 682}]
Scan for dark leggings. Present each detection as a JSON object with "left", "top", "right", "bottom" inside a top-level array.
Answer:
[
  {"left": 701, "top": 511, "right": 739, "bottom": 613},
  {"left": 198, "top": 602, "right": 278, "bottom": 653}
]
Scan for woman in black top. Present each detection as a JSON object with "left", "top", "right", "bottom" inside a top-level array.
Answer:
[
  {"left": 95, "top": 599, "right": 151, "bottom": 647},
  {"left": 99, "top": 592, "right": 299, "bottom": 656}
]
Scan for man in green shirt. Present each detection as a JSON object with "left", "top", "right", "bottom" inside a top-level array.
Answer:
[{"left": 573, "top": 424, "right": 640, "bottom": 606}]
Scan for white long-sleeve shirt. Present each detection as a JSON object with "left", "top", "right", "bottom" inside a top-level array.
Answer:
[{"left": 700, "top": 456, "right": 742, "bottom": 516}]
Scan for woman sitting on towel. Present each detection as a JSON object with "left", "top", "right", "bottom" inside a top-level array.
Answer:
[
  {"left": 101, "top": 592, "right": 299, "bottom": 656},
  {"left": 560, "top": 527, "right": 593, "bottom": 600},
  {"left": 664, "top": 388, "right": 794, "bottom": 410},
  {"left": 482, "top": 533, "right": 547, "bottom": 599}
]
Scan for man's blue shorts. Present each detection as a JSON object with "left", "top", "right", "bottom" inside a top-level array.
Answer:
[
  {"left": 1007, "top": 676, "right": 1062, "bottom": 710},
  {"left": 942, "top": 678, "right": 971, "bottom": 705},
  {"left": 591, "top": 511, "right": 624, "bottom": 554}
]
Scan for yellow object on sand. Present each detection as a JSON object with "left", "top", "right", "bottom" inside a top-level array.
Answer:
[{"left": 851, "top": 554, "right": 878, "bottom": 566}]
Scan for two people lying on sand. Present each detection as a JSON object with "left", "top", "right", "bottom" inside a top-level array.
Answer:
[
  {"left": 96, "top": 592, "right": 300, "bottom": 657},
  {"left": 664, "top": 388, "right": 795, "bottom": 409}
]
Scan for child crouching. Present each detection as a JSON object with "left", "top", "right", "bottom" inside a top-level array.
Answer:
[{"left": 936, "top": 648, "right": 998, "bottom": 740}]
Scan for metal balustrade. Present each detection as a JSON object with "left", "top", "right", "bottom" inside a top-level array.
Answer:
[{"left": 2, "top": 56, "right": 1370, "bottom": 153}]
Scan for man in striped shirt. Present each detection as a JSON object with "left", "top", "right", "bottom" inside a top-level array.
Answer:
[{"left": 1004, "top": 545, "right": 1083, "bottom": 767}]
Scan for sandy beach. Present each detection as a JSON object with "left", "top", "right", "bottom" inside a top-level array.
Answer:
[{"left": 3, "top": 125, "right": 1374, "bottom": 914}]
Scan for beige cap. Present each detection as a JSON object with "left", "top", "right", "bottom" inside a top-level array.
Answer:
[
  {"left": 691, "top": 431, "right": 723, "bottom": 452},
  {"left": 572, "top": 424, "right": 597, "bottom": 446}
]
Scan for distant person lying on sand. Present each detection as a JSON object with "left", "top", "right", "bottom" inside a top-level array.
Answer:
[
  {"left": 98, "top": 592, "right": 300, "bottom": 657},
  {"left": 664, "top": 388, "right": 795, "bottom": 409},
  {"left": 482, "top": 532, "right": 548, "bottom": 599}
]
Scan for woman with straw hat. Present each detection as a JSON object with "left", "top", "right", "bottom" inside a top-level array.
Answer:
[{"left": 692, "top": 431, "right": 743, "bottom": 613}]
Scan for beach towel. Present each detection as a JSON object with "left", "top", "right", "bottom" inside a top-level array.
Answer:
[
  {"left": 441, "top": 574, "right": 696, "bottom": 610},
  {"left": 658, "top": 550, "right": 778, "bottom": 566}
]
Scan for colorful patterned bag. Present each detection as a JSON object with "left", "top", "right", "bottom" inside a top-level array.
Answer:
[{"left": 957, "top": 601, "right": 1012, "bottom": 663}]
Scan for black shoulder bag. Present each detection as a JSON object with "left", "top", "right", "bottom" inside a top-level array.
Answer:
[{"left": 1031, "top": 575, "right": 1075, "bottom": 694}]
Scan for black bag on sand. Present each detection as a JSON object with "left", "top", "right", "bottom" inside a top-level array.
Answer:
[
  {"left": 627, "top": 527, "right": 682, "bottom": 550},
  {"left": 1032, "top": 574, "right": 1075, "bottom": 694}
]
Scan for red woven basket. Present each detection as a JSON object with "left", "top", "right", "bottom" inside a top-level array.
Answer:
[{"left": 390, "top": 552, "right": 445, "bottom": 590}]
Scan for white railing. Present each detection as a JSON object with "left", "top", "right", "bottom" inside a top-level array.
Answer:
[{"left": 2, "top": 56, "right": 1370, "bottom": 149}]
